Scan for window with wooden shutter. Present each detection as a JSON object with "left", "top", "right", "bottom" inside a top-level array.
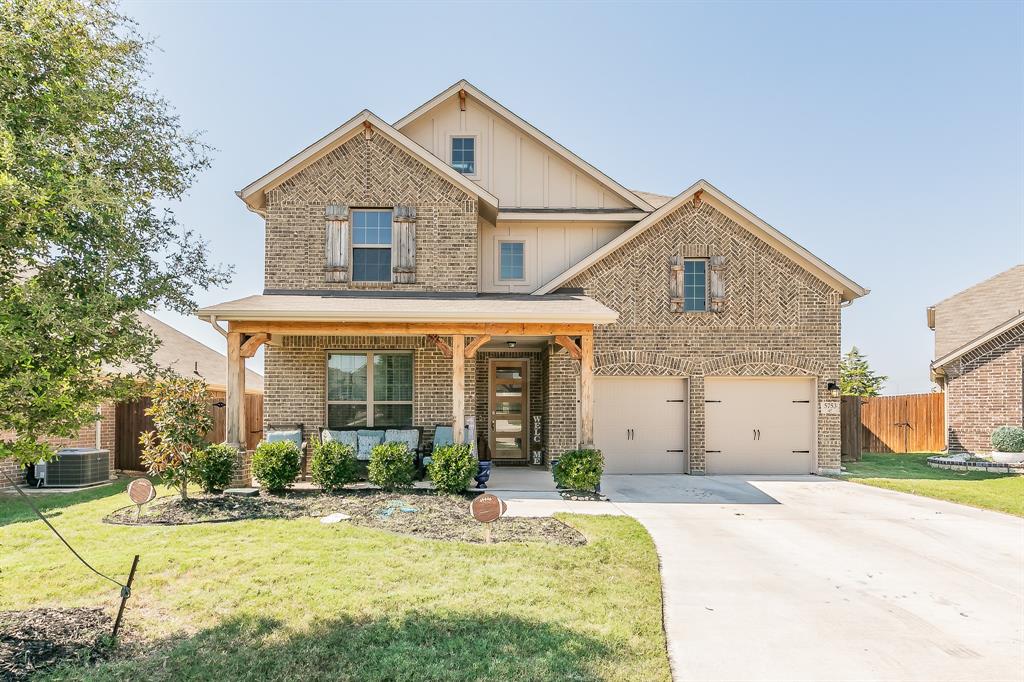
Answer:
[
  {"left": 324, "top": 204, "right": 350, "bottom": 283},
  {"left": 670, "top": 251, "right": 724, "bottom": 313},
  {"left": 392, "top": 204, "right": 417, "bottom": 284}
]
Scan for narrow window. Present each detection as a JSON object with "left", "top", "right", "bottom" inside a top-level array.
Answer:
[
  {"left": 499, "top": 241, "right": 525, "bottom": 280},
  {"left": 351, "top": 209, "right": 392, "bottom": 282},
  {"left": 327, "top": 351, "right": 413, "bottom": 428},
  {"left": 684, "top": 259, "right": 707, "bottom": 311},
  {"left": 451, "top": 136, "right": 475, "bottom": 174}
]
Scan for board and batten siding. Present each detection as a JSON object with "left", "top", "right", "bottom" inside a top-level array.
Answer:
[
  {"left": 400, "top": 93, "right": 632, "bottom": 210},
  {"left": 479, "top": 220, "right": 630, "bottom": 293}
]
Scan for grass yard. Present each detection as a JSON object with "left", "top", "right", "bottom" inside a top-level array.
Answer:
[
  {"left": 0, "top": 480, "right": 670, "bottom": 681},
  {"left": 843, "top": 453, "right": 1024, "bottom": 517}
]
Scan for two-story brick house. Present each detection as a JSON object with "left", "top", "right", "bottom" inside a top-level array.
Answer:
[{"left": 199, "top": 80, "right": 867, "bottom": 478}]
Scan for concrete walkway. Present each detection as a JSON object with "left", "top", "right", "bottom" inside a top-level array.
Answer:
[{"left": 499, "top": 474, "right": 1024, "bottom": 682}]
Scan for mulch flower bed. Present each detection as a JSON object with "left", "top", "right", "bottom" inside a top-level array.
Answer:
[
  {"left": 0, "top": 607, "right": 113, "bottom": 680},
  {"left": 105, "top": 490, "right": 586, "bottom": 546}
]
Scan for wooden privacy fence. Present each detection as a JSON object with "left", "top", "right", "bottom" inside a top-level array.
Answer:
[
  {"left": 857, "top": 392, "right": 945, "bottom": 454},
  {"left": 840, "top": 395, "right": 863, "bottom": 461},
  {"left": 115, "top": 392, "right": 264, "bottom": 471}
]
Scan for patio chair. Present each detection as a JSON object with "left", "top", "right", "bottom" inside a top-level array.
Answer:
[
  {"left": 423, "top": 425, "right": 475, "bottom": 471},
  {"left": 264, "top": 423, "right": 308, "bottom": 480}
]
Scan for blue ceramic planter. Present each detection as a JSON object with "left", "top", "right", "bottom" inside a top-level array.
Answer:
[{"left": 474, "top": 461, "right": 492, "bottom": 489}]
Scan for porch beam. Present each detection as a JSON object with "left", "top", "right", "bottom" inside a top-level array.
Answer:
[
  {"left": 227, "top": 321, "right": 595, "bottom": 337},
  {"left": 554, "top": 335, "right": 582, "bottom": 360},
  {"left": 239, "top": 333, "right": 270, "bottom": 358},
  {"left": 463, "top": 334, "right": 491, "bottom": 358},
  {"left": 579, "top": 331, "right": 594, "bottom": 446},
  {"left": 426, "top": 334, "right": 452, "bottom": 359},
  {"left": 225, "top": 331, "right": 247, "bottom": 448},
  {"left": 451, "top": 335, "right": 465, "bottom": 445}
]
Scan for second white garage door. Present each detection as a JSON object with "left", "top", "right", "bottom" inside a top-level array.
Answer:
[
  {"left": 594, "top": 377, "right": 688, "bottom": 474},
  {"left": 704, "top": 377, "right": 816, "bottom": 475}
]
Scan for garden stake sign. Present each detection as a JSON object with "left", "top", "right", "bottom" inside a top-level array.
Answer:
[
  {"left": 127, "top": 478, "right": 156, "bottom": 521},
  {"left": 470, "top": 493, "right": 507, "bottom": 544}
]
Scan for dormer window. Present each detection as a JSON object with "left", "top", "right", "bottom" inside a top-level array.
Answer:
[{"left": 451, "top": 136, "right": 475, "bottom": 174}]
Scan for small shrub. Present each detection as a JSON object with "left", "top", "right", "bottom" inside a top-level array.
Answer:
[
  {"left": 251, "top": 440, "right": 302, "bottom": 492},
  {"left": 992, "top": 426, "right": 1024, "bottom": 453},
  {"left": 367, "top": 442, "right": 415, "bottom": 490},
  {"left": 554, "top": 448, "right": 604, "bottom": 490},
  {"left": 310, "top": 440, "right": 358, "bottom": 493},
  {"left": 428, "top": 444, "right": 476, "bottom": 494},
  {"left": 191, "top": 443, "right": 237, "bottom": 493}
]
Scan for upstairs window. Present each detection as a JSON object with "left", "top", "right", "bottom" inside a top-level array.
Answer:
[
  {"left": 451, "top": 136, "right": 475, "bottom": 174},
  {"left": 684, "top": 259, "right": 707, "bottom": 311},
  {"left": 499, "top": 241, "right": 525, "bottom": 281},
  {"left": 352, "top": 209, "right": 392, "bottom": 282}
]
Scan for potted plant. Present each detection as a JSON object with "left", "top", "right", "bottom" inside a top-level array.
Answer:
[{"left": 990, "top": 426, "right": 1024, "bottom": 464}]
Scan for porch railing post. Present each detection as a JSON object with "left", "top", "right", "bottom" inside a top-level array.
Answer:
[
  {"left": 226, "top": 330, "right": 246, "bottom": 448},
  {"left": 452, "top": 335, "right": 465, "bottom": 445}
]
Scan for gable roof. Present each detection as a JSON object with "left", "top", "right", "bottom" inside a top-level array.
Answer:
[
  {"left": 237, "top": 109, "right": 499, "bottom": 221},
  {"left": 394, "top": 80, "right": 655, "bottom": 213},
  {"left": 927, "top": 264, "right": 1024, "bottom": 357},
  {"left": 533, "top": 179, "right": 869, "bottom": 302},
  {"left": 931, "top": 311, "right": 1024, "bottom": 371}
]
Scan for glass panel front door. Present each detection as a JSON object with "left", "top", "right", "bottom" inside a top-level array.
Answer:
[{"left": 489, "top": 360, "right": 528, "bottom": 461}]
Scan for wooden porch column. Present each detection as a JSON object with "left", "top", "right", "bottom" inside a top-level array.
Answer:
[
  {"left": 580, "top": 330, "right": 594, "bottom": 446},
  {"left": 451, "top": 334, "right": 465, "bottom": 444},
  {"left": 225, "top": 331, "right": 246, "bottom": 448}
]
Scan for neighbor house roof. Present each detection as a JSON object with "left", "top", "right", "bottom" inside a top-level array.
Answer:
[
  {"left": 928, "top": 264, "right": 1024, "bottom": 358},
  {"left": 533, "top": 179, "right": 869, "bottom": 302},
  {"left": 931, "top": 311, "right": 1024, "bottom": 371},
  {"left": 127, "top": 312, "right": 263, "bottom": 391},
  {"left": 394, "top": 80, "right": 655, "bottom": 212},
  {"left": 237, "top": 109, "right": 499, "bottom": 221},
  {"left": 198, "top": 292, "right": 618, "bottom": 325}
]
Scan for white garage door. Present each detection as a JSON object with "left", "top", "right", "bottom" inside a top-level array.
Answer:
[
  {"left": 594, "top": 377, "right": 688, "bottom": 474},
  {"left": 704, "top": 377, "right": 816, "bottom": 475}
]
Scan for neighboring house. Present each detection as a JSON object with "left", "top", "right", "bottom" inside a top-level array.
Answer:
[
  {"left": 0, "top": 312, "right": 264, "bottom": 488},
  {"left": 199, "top": 80, "right": 867, "bottom": 477},
  {"left": 929, "top": 265, "right": 1024, "bottom": 454}
]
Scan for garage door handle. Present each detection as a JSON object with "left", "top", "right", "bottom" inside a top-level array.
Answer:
[
  {"left": 792, "top": 450, "right": 810, "bottom": 453},
  {"left": 666, "top": 449, "right": 686, "bottom": 453},
  {"left": 706, "top": 450, "right": 721, "bottom": 453},
  {"left": 705, "top": 400, "right": 721, "bottom": 403},
  {"left": 665, "top": 399, "right": 686, "bottom": 403},
  {"left": 792, "top": 400, "right": 810, "bottom": 404}
]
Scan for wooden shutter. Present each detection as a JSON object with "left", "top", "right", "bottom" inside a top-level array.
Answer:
[
  {"left": 392, "top": 204, "right": 417, "bottom": 284},
  {"left": 709, "top": 254, "right": 726, "bottom": 312},
  {"left": 669, "top": 255, "right": 684, "bottom": 313},
  {"left": 324, "top": 204, "right": 349, "bottom": 283}
]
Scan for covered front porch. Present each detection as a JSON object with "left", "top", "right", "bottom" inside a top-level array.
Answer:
[{"left": 198, "top": 293, "right": 617, "bottom": 478}]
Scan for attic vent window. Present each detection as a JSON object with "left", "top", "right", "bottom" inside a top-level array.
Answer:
[{"left": 451, "top": 137, "right": 475, "bottom": 174}]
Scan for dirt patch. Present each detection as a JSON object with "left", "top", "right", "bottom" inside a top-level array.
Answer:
[
  {"left": 105, "top": 491, "right": 586, "bottom": 546},
  {"left": 0, "top": 608, "right": 112, "bottom": 680}
]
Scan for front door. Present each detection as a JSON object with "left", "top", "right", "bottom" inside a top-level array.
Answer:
[{"left": 489, "top": 360, "right": 529, "bottom": 462}]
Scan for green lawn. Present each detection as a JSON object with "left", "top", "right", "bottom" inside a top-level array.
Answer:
[
  {"left": 843, "top": 453, "right": 1024, "bottom": 517},
  {"left": 0, "top": 481, "right": 670, "bottom": 681}
]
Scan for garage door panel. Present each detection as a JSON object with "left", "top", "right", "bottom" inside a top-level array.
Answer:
[
  {"left": 595, "top": 377, "right": 687, "bottom": 474},
  {"left": 705, "top": 377, "right": 815, "bottom": 475}
]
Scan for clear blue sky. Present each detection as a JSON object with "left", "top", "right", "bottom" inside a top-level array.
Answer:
[{"left": 125, "top": 0, "right": 1023, "bottom": 394}]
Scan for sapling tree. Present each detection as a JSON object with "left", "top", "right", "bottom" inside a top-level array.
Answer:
[
  {"left": 839, "top": 347, "right": 887, "bottom": 397},
  {"left": 139, "top": 376, "right": 213, "bottom": 500}
]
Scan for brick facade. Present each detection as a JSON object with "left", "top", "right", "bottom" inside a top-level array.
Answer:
[
  {"left": 264, "top": 133, "right": 478, "bottom": 292},
  {"left": 943, "top": 323, "right": 1024, "bottom": 455},
  {"left": 0, "top": 402, "right": 116, "bottom": 489},
  {"left": 559, "top": 198, "right": 843, "bottom": 473}
]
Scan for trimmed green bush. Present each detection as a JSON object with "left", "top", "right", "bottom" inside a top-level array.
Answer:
[
  {"left": 310, "top": 440, "right": 358, "bottom": 493},
  {"left": 367, "top": 442, "right": 415, "bottom": 490},
  {"left": 191, "top": 443, "right": 237, "bottom": 493},
  {"left": 992, "top": 426, "right": 1024, "bottom": 453},
  {"left": 554, "top": 448, "right": 604, "bottom": 491},
  {"left": 251, "top": 440, "right": 302, "bottom": 492},
  {"left": 428, "top": 444, "right": 476, "bottom": 494}
]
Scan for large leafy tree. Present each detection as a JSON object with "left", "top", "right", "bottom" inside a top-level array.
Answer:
[
  {"left": 0, "top": 0, "right": 229, "bottom": 466},
  {"left": 839, "top": 347, "right": 887, "bottom": 397}
]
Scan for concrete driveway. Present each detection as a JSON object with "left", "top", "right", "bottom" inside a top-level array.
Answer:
[{"left": 502, "top": 474, "right": 1024, "bottom": 682}]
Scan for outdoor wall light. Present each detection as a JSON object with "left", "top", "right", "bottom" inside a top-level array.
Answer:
[
  {"left": 506, "top": 341, "right": 517, "bottom": 349},
  {"left": 826, "top": 382, "right": 841, "bottom": 397}
]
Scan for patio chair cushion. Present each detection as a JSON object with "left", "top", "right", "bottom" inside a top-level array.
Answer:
[
  {"left": 266, "top": 428, "right": 303, "bottom": 451},
  {"left": 356, "top": 430, "right": 385, "bottom": 460},
  {"left": 321, "top": 429, "right": 358, "bottom": 451},
  {"left": 384, "top": 428, "right": 419, "bottom": 453},
  {"left": 432, "top": 426, "right": 472, "bottom": 451}
]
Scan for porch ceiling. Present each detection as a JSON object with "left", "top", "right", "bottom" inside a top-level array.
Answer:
[{"left": 197, "top": 292, "right": 618, "bottom": 325}]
